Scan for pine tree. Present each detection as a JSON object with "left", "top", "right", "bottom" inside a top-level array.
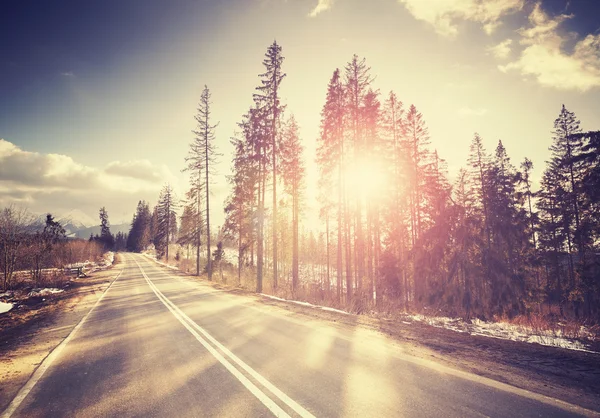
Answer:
[
  {"left": 127, "top": 200, "right": 151, "bottom": 252},
  {"left": 99, "top": 207, "right": 114, "bottom": 250},
  {"left": 540, "top": 105, "right": 587, "bottom": 316},
  {"left": 519, "top": 158, "right": 537, "bottom": 248},
  {"left": 186, "top": 85, "right": 219, "bottom": 278},
  {"left": 156, "top": 184, "right": 177, "bottom": 261},
  {"left": 362, "top": 88, "right": 381, "bottom": 301},
  {"left": 254, "top": 41, "right": 286, "bottom": 291},
  {"left": 178, "top": 203, "right": 199, "bottom": 252},
  {"left": 404, "top": 105, "right": 432, "bottom": 304},
  {"left": 224, "top": 112, "right": 260, "bottom": 285},
  {"left": 316, "top": 68, "right": 346, "bottom": 301},
  {"left": 344, "top": 54, "right": 373, "bottom": 301},
  {"left": 381, "top": 91, "right": 410, "bottom": 307},
  {"left": 467, "top": 133, "right": 491, "bottom": 306},
  {"left": 280, "top": 115, "right": 305, "bottom": 295}
]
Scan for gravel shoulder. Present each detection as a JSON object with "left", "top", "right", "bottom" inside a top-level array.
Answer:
[{"left": 0, "top": 256, "right": 123, "bottom": 413}]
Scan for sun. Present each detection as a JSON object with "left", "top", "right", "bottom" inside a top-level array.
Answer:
[{"left": 344, "top": 155, "right": 388, "bottom": 201}]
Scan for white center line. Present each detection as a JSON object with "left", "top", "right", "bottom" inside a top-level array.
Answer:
[{"left": 133, "top": 255, "right": 315, "bottom": 418}]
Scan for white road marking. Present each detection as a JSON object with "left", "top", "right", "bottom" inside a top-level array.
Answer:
[
  {"left": 1, "top": 263, "right": 126, "bottom": 418},
  {"left": 133, "top": 256, "right": 315, "bottom": 418}
]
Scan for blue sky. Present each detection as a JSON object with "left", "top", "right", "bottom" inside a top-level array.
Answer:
[{"left": 1, "top": 0, "right": 599, "bottom": 227}]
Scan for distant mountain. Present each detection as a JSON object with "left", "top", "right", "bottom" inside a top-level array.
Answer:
[
  {"left": 57, "top": 209, "right": 97, "bottom": 231},
  {"left": 32, "top": 210, "right": 129, "bottom": 239},
  {"left": 74, "top": 222, "right": 130, "bottom": 239}
]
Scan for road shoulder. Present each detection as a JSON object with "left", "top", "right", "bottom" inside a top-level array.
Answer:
[{"left": 0, "top": 256, "right": 123, "bottom": 413}]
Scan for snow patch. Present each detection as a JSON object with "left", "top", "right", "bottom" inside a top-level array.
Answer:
[
  {"left": 143, "top": 253, "right": 179, "bottom": 270},
  {"left": 102, "top": 252, "right": 115, "bottom": 267},
  {"left": 28, "top": 288, "right": 64, "bottom": 297},
  {"left": 0, "top": 301, "right": 13, "bottom": 314},
  {"left": 260, "top": 294, "right": 350, "bottom": 315},
  {"left": 403, "top": 314, "right": 596, "bottom": 353}
]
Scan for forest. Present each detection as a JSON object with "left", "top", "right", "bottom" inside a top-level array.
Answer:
[{"left": 126, "top": 41, "right": 600, "bottom": 323}]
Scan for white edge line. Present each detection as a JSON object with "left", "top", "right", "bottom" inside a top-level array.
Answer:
[
  {"left": 132, "top": 257, "right": 294, "bottom": 418},
  {"left": 1, "top": 263, "right": 126, "bottom": 418}
]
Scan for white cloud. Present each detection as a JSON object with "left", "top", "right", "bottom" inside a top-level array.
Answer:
[
  {"left": 397, "top": 0, "right": 523, "bottom": 37},
  {"left": 104, "top": 160, "right": 164, "bottom": 183},
  {"left": 458, "top": 107, "right": 488, "bottom": 117},
  {"left": 487, "top": 39, "right": 513, "bottom": 59},
  {"left": 499, "top": 3, "right": 600, "bottom": 92},
  {"left": 60, "top": 71, "right": 74, "bottom": 77},
  {"left": 309, "top": 0, "right": 336, "bottom": 17},
  {"left": 0, "top": 139, "right": 178, "bottom": 223}
]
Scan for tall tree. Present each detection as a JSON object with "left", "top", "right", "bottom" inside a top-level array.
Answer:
[
  {"left": 127, "top": 200, "right": 152, "bottom": 252},
  {"left": 316, "top": 68, "right": 346, "bottom": 301},
  {"left": 362, "top": 88, "right": 381, "bottom": 301},
  {"left": 28, "top": 214, "right": 65, "bottom": 285},
  {"left": 540, "top": 105, "right": 587, "bottom": 316},
  {"left": 519, "top": 158, "right": 537, "bottom": 248},
  {"left": 156, "top": 184, "right": 178, "bottom": 261},
  {"left": 186, "top": 85, "right": 219, "bottom": 278},
  {"left": 224, "top": 115, "right": 259, "bottom": 284},
  {"left": 344, "top": 54, "right": 373, "bottom": 300},
  {"left": 280, "top": 115, "right": 305, "bottom": 295},
  {"left": 99, "top": 207, "right": 114, "bottom": 250},
  {"left": 381, "top": 90, "right": 411, "bottom": 307},
  {"left": 254, "top": 41, "right": 286, "bottom": 290},
  {"left": 0, "top": 206, "right": 33, "bottom": 291}
]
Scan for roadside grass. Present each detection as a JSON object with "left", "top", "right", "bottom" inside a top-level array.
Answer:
[{"left": 503, "top": 313, "right": 600, "bottom": 343}]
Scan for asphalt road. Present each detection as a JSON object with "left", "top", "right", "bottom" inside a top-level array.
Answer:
[{"left": 3, "top": 253, "right": 594, "bottom": 417}]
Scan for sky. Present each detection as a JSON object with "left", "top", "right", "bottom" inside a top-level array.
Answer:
[{"left": 1, "top": 0, "right": 599, "bottom": 229}]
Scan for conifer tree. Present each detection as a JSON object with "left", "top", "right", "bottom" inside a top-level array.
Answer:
[
  {"left": 280, "top": 115, "right": 305, "bottom": 295},
  {"left": 519, "top": 158, "right": 537, "bottom": 248},
  {"left": 156, "top": 184, "right": 177, "bottom": 261},
  {"left": 344, "top": 54, "right": 373, "bottom": 300},
  {"left": 317, "top": 68, "right": 346, "bottom": 301},
  {"left": 127, "top": 200, "right": 151, "bottom": 252},
  {"left": 99, "top": 207, "right": 114, "bottom": 250},
  {"left": 186, "top": 85, "right": 219, "bottom": 278},
  {"left": 255, "top": 41, "right": 286, "bottom": 290}
]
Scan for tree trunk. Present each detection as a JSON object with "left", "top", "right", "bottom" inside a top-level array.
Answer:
[
  {"left": 292, "top": 187, "right": 299, "bottom": 296},
  {"left": 197, "top": 169, "right": 202, "bottom": 276},
  {"left": 205, "top": 119, "right": 212, "bottom": 280}
]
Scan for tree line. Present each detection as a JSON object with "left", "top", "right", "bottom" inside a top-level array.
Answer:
[
  {"left": 125, "top": 41, "right": 599, "bottom": 321},
  {"left": 220, "top": 43, "right": 599, "bottom": 321}
]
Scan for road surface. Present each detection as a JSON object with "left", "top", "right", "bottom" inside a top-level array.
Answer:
[{"left": 2, "top": 253, "right": 594, "bottom": 417}]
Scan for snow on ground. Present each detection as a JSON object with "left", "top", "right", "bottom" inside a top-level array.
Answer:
[
  {"left": 102, "top": 252, "right": 114, "bottom": 267},
  {"left": 403, "top": 313, "right": 596, "bottom": 353},
  {"left": 78, "top": 251, "right": 115, "bottom": 275},
  {"left": 142, "top": 253, "right": 179, "bottom": 270},
  {"left": 0, "top": 301, "right": 13, "bottom": 314},
  {"left": 28, "top": 288, "right": 64, "bottom": 297},
  {"left": 260, "top": 294, "right": 350, "bottom": 315}
]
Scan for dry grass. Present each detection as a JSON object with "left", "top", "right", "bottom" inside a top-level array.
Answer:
[{"left": 498, "top": 313, "right": 600, "bottom": 342}]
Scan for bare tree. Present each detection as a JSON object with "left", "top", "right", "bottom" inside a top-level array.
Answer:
[{"left": 0, "top": 205, "right": 34, "bottom": 290}]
